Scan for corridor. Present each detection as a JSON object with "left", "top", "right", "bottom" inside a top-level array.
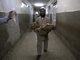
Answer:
[
  {"left": 0, "top": 0, "right": 80, "bottom": 60},
  {"left": 2, "top": 31, "right": 76, "bottom": 60}
]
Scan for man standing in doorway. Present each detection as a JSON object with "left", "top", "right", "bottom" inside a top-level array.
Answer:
[{"left": 35, "top": 8, "right": 50, "bottom": 60}]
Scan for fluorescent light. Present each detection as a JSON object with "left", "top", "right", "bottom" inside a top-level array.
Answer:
[
  {"left": 21, "top": 2, "right": 24, "bottom": 8},
  {"left": 21, "top": 2, "right": 27, "bottom": 8},
  {"left": 34, "top": 3, "right": 44, "bottom": 7},
  {"left": 35, "top": 12, "right": 38, "bottom": 14}
]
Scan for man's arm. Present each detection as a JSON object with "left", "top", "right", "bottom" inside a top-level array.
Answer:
[
  {"left": 0, "top": 16, "right": 9, "bottom": 24},
  {"left": 0, "top": 11, "right": 13, "bottom": 24}
]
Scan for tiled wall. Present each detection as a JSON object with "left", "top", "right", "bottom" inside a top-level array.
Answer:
[
  {"left": 56, "top": 11, "right": 80, "bottom": 60},
  {"left": 46, "top": 4, "right": 57, "bottom": 25},
  {"left": 0, "top": 12, "right": 10, "bottom": 59},
  {"left": 56, "top": 0, "right": 80, "bottom": 60},
  {"left": 18, "top": 14, "right": 30, "bottom": 34},
  {"left": 0, "top": 0, "right": 33, "bottom": 59}
]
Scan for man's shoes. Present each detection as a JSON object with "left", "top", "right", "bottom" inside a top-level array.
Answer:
[
  {"left": 36, "top": 55, "right": 41, "bottom": 60},
  {"left": 44, "top": 49, "right": 47, "bottom": 53}
]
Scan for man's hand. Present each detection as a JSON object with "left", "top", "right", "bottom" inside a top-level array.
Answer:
[
  {"left": 42, "top": 24, "right": 49, "bottom": 28},
  {"left": 35, "top": 28, "right": 40, "bottom": 31}
]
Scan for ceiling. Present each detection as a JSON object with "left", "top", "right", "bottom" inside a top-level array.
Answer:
[
  {"left": 28, "top": 0, "right": 49, "bottom": 6},
  {"left": 22, "top": 0, "right": 50, "bottom": 11},
  {"left": 28, "top": 0, "right": 50, "bottom": 11}
]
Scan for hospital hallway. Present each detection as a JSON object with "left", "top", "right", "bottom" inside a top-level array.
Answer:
[
  {"left": 0, "top": 0, "right": 80, "bottom": 60},
  {"left": 2, "top": 31, "right": 76, "bottom": 60}
]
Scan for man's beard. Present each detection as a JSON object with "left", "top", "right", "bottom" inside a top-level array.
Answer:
[{"left": 40, "top": 14, "right": 45, "bottom": 17}]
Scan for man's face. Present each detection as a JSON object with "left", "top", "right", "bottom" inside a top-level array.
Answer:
[
  {"left": 40, "top": 9, "right": 45, "bottom": 15},
  {"left": 40, "top": 9, "right": 45, "bottom": 17}
]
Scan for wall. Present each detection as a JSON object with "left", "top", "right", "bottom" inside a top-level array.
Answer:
[
  {"left": 49, "top": 4, "right": 57, "bottom": 25},
  {"left": 0, "top": 0, "right": 33, "bottom": 59},
  {"left": 46, "top": 0, "right": 57, "bottom": 25},
  {"left": 56, "top": 0, "right": 80, "bottom": 60}
]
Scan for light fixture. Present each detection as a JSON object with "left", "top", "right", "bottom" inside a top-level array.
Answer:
[
  {"left": 34, "top": 3, "right": 44, "bottom": 7},
  {"left": 35, "top": 12, "right": 38, "bottom": 15},
  {"left": 21, "top": 1, "right": 28, "bottom": 8}
]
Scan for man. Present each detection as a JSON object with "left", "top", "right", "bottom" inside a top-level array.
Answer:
[
  {"left": 35, "top": 8, "right": 50, "bottom": 60},
  {"left": 0, "top": 11, "right": 13, "bottom": 24}
]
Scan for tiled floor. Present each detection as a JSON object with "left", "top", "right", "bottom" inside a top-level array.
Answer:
[{"left": 2, "top": 30, "right": 76, "bottom": 60}]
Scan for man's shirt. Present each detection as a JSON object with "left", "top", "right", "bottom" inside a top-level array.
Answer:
[
  {"left": 36, "top": 16, "right": 50, "bottom": 26},
  {"left": 0, "top": 16, "right": 9, "bottom": 24}
]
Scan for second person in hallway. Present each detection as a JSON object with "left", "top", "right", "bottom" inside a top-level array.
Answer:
[{"left": 0, "top": 11, "right": 14, "bottom": 24}]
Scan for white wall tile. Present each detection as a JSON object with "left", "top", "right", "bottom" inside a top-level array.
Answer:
[
  {"left": 0, "top": 0, "right": 4, "bottom": 12},
  {"left": 0, "top": 0, "right": 33, "bottom": 14},
  {"left": 57, "top": 0, "right": 80, "bottom": 13}
]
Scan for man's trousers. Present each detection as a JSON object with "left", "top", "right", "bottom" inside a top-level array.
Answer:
[{"left": 37, "top": 33, "right": 48, "bottom": 55}]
